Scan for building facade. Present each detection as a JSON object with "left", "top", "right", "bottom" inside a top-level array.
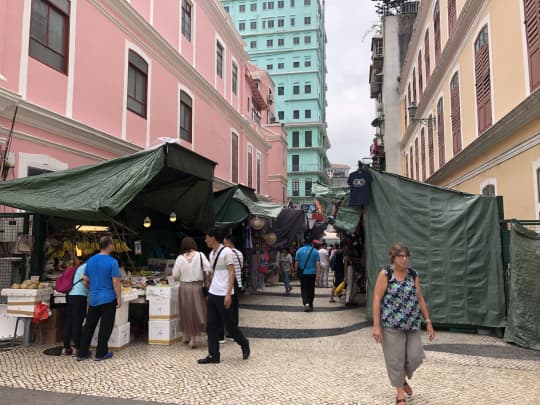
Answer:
[
  {"left": 221, "top": 0, "right": 330, "bottom": 205},
  {"left": 0, "top": 0, "right": 287, "bottom": 204},
  {"left": 398, "top": 0, "right": 540, "bottom": 219},
  {"left": 326, "top": 163, "right": 350, "bottom": 188}
]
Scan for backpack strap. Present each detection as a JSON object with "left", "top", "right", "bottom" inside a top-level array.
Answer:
[
  {"left": 408, "top": 267, "right": 417, "bottom": 280},
  {"left": 384, "top": 264, "right": 393, "bottom": 281}
]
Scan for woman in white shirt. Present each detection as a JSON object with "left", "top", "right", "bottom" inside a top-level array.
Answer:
[{"left": 172, "top": 237, "right": 211, "bottom": 348}]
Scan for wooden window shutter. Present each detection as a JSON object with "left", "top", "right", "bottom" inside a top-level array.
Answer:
[
  {"left": 474, "top": 25, "right": 492, "bottom": 134},
  {"left": 409, "top": 146, "right": 414, "bottom": 179},
  {"left": 412, "top": 68, "right": 417, "bottom": 102},
  {"left": 437, "top": 98, "right": 445, "bottom": 167},
  {"left": 434, "top": 1, "right": 441, "bottom": 64},
  {"left": 414, "top": 137, "right": 419, "bottom": 181},
  {"left": 403, "top": 99, "right": 408, "bottom": 129},
  {"left": 524, "top": 0, "right": 540, "bottom": 91},
  {"left": 450, "top": 72, "right": 462, "bottom": 155},
  {"left": 448, "top": 0, "right": 457, "bottom": 36},
  {"left": 418, "top": 51, "right": 424, "bottom": 98},
  {"left": 420, "top": 128, "right": 426, "bottom": 181},
  {"left": 428, "top": 118, "right": 435, "bottom": 175},
  {"left": 408, "top": 83, "right": 412, "bottom": 105},
  {"left": 424, "top": 30, "right": 431, "bottom": 83}
]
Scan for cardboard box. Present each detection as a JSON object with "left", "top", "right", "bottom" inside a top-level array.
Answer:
[
  {"left": 148, "top": 295, "right": 179, "bottom": 320},
  {"left": 38, "top": 326, "right": 62, "bottom": 345},
  {"left": 1, "top": 288, "right": 53, "bottom": 318},
  {"left": 148, "top": 319, "right": 180, "bottom": 345},
  {"left": 42, "top": 307, "right": 65, "bottom": 330},
  {"left": 146, "top": 285, "right": 179, "bottom": 300},
  {"left": 91, "top": 322, "right": 130, "bottom": 349}
]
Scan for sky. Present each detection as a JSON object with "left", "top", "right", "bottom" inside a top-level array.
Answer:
[{"left": 324, "top": 0, "right": 380, "bottom": 169}]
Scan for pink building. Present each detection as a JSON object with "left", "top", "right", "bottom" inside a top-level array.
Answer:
[{"left": 0, "top": 0, "right": 287, "bottom": 202}]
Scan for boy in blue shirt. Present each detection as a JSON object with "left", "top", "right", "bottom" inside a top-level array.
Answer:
[{"left": 294, "top": 234, "right": 321, "bottom": 312}]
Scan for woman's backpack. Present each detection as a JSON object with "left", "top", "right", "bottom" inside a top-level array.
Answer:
[{"left": 54, "top": 265, "right": 82, "bottom": 293}]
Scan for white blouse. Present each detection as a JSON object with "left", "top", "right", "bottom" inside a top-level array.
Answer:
[{"left": 172, "top": 251, "right": 211, "bottom": 282}]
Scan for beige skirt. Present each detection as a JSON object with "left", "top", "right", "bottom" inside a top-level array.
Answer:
[{"left": 179, "top": 281, "right": 207, "bottom": 337}]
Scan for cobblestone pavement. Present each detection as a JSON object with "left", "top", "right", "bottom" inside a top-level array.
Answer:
[{"left": 0, "top": 283, "right": 539, "bottom": 404}]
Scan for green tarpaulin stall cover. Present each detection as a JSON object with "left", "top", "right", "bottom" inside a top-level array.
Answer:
[
  {"left": 0, "top": 143, "right": 216, "bottom": 230},
  {"left": 315, "top": 169, "right": 506, "bottom": 328},
  {"left": 504, "top": 223, "right": 540, "bottom": 350}
]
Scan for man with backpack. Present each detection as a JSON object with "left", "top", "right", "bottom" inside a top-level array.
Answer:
[
  {"left": 294, "top": 234, "right": 321, "bottom": 312},
  {"left": 76, "top": 236, "right": 121, "bottom": 361}
]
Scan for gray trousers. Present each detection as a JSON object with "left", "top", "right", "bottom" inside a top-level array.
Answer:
[{"left": 381, "top": 328, "right": 425, "bottom": 387}]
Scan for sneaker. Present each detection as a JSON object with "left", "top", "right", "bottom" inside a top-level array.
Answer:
[
  {"left": 71, "top": 347, "right": 78, "bottom": 357},
  {"left": 76, "top": 351, "right": 92, "bottom": 361},
  {"left": 95, "top": 352, "right": 113, "bottom": 361},
  {"left": 241, "top": 342, "right": 250, "bottom": 360},
  {"left": 61, "top": 347, "right": 73, "bottom": 356},
  {"left": 304, "top": 304, "right": 310, "bottom": 312},
  {"left": 219, "top": 339, "right": 226, "bottom": 344},
  {"left": 225, "top": 335, "right": 235, "bottom": 342},
  {"left": 197, "top": 355, "right": 220, "bottom": 364}
]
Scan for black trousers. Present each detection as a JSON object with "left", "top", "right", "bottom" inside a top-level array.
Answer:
[
  {"left": 219, "top": 281, "right": 240, "bottom": 338},
  {"left": 207, "top": 293, "right": 248, "bottom": 360},
  {"left": 63, "top": 295, "right": 87, "bottom": 349},
  {"left": 78, "top": 300, "right": 117, "bottom": 358},
  {"left": 300, "top": 274, "right": 316, "bottom": 307}
]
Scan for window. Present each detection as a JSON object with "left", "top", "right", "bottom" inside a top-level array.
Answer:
[
  {"left": 305, "top": 84, "right": 311, "bottom": 93},
  {"left": 278, "top": 38, "right": 284, "bottom": 47},
  {"left": 437, "top": 97, "right": 445, "bottom": 167},
  {"left": 29, "top": 0, "right": 70, "bottom": 73},
  {"left": 290, "top": 0, "right": 295, "bottom": 6},
  {"left": 418, "top": 51, "right": 423, "bottom": 98},
  {"left": 239, "top": 4, "right": 246, "bottom": 12},
  {"left": 420, "top": 128, "right": 426, "bottom": 181},
  {"left": 433, "top": 1, "right": 441, "bottom": 64},
  {"left": 250, "top": 3, "right": 257, "bottom": 11},
  {"left": 224, "top": 5, "right": 229, "bottom": 13},
  {"left": 232, "top": 133, "right": 239, "bottom": 183},
  {"left": 414, "top": 137, "right": 419, "bottom": 181},
  {"left": 428, "top": 115, "right": 434, "bottom": 175},
  {"left": 179, "top": 90, "right": 192, "bottom": 142},
  {"left": 266, "top": 64, "right": 273, "bottom": 70},
  {"left": 278, "top": 62, "right": 284, "bottom": 69},
  {"left": 450, "top": 72, "right": 461, "bottom": 154},
  {"left": 268, "top": 19, "right": 274, "bottom": 28},
  {"left": 482, "top": 184, "right": 496, "bottom": 196},
  {"left": 409, "top": 146, "right": 414, "bottom": 179},
  {"left": 537, "top": 167, "right": 540, "bottom": 202},
  {"left": 216, "top": 41, "right": 224, "bottom": 78},
  {"left": 278, "top": 111, "right": 284, "bottom": 120},
  {"left": 267, "top": 39, "right": 273, "bottom": 47},
  {"left": 305, "top": 109, "right": 311, "bottom": 119},
  {"left": 293, "top": 37, "right": 300, "bottom": 45},
  {"left": 292, "top": 155, "right": 299, "bottom": 171},
  {"left": 412, "top": 68, "right": 417, "bottom": 102},
  {"left": 304, "top": 36, "right": 311, "bottom": 44},
  {"left": 232, "top": 62, "right": 238, "bottom": 95},
  {"left": 293, "top": 110, "right": 299, "bottom": 119},
  {"left": 278, "top": 19, "right": 284, "bottom": 27},
  {"left": 248, "top": 145, "right": 253, "bottom": 187},
  {"left": 278, "top": 86, "right": 284, "bottom": 95},
  {"left": 268, "top": 1, "right": 274, "bottom": 9},
  {"left": 250, "top": 40, "right": 257, "bottom": 49},
  {"left": 278, "top": 0, "right": 284, "bottom": 8},
  {"left": 239, "top": 22, "right": 245, "bottom": 31},
  {"left": 292, "top": 179, "right": 299, "bottom": 196},
  {"left": 524, "top": 0, "right": 540, "bottom": 91},
  {"left": 263, "top": 2, "right": 267, "bottom": 9},
  {"left": 448, "top": 0, "right": 457, "bottom": 35},
  {"left": 256, "top": 153, "right": 261, "bottom": 193},
  {"left": 293, "top": 61, "right": 300, "bottom": 67},
  {"left": 127, "top": 50, "right": 148, "bottom": 118},
  {"left": 304, "top": 0, "right": 311, "bottom": 5},
  {"left": 293, "top": 85, "right": 300, "bottom": 94},
  {"left": 405, "top": 153, "right": 409, "bottom": 177},
  {"left": 424, "top": 29, "right": 431, "bottom": 83},
  {"left": 28, "top": 166, "right": 53, "bottom": 176},
  {"left": 290, "top": 17, "right": 295, "bottom": 27},
  {"left": 304, "top": 60, "right": 311, "bottom": 67},
  {"left": 305, "top": 131, "right": 312, "bottom": 147},
  {"left": 305, "top": 178, "right": 312, "bottom": 196},
  {"left": 474, "top": 25, "right": 492, "bottom": 134},
  {"left": 304, "top": 16, "right": 311, "bottom": 25},
  {"left": 250, "top": 21, "right": 257, "bottom": 30},
  {"left": 181, "top": 0, "right": 192, "bottom": 41},
  {"left": 292, "top": 131, "right": 299, "bottom": 147}
]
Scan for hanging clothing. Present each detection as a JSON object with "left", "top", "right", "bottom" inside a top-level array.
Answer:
[{"left": 347, "top": 169, "right": 373, "bottom": 206}]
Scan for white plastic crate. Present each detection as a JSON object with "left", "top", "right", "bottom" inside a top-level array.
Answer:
[
  {"left": 148, "top": 319, "right": 180, "bottom": 345},
  {"left": 1, "top": 288, "right": 52, "bottom": 317},
  {"left": 91, "top": 322, "right": 130, "bottom": 349}
]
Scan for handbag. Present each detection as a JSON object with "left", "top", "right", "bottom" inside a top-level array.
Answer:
[
  {"left": 297, "top": 247, "right": 314, "bottom": 277},
  {"left": 199, "top": 252, "right": 208, "bottom": 297}
]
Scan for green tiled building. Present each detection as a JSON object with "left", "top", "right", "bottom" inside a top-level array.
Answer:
[{"left": 221, "top": 0, "right": 330, "bottom": 205}]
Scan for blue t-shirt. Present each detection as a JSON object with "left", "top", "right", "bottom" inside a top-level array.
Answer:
[
  {"left": 84, "top": 254, "right": 121, "bottom": 307},
  {"left": 347, "top": 169, "right": 373, "bottom": 206},
  {"left": 295, "top": 244, "right": 320, "bottom": 275},
  {"left": 68, "top": 263, "right": 89, "bottom": 297}
]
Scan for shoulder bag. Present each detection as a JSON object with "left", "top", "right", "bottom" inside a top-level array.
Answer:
[{"left": 297, "top": 247, "right": 314, "bottom": 277}]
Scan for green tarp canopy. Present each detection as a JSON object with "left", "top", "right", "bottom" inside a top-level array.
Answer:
[
  {"left": 0, "top": 143, "right": 216, "bottom": 231},
  {"left": 214, "top": 185, "right": 283, "bottom": 226},
  {"left": 504, "top": 223, "right": 540, "bottom": 349},
  {"left": 315, "top": 169, "right": 506, "bottom": 328}
]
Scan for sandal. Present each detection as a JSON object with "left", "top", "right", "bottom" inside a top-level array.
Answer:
[
  {"left": 329, "top": 299, "right": 336, "bottom": 303},
  {"left": 396, "top": 398, "right": 407, "bottom": 404},
  {"left": 403, "top": 381, "right": 412, "bottom": 395}
]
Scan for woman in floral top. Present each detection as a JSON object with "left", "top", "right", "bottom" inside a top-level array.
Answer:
[{"left": 372, "top": 244, "right": 435, "bottom": 405}]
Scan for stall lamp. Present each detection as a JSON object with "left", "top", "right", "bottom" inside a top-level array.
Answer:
[
  {"left": 143, "top": 216, "right": 152, "bottom": 228},
  {"left": 75, "top": 245, "right": 82, "bottom": 257},
  {"left": 169, "top": 211, "right": 177, "bottom": 223}
]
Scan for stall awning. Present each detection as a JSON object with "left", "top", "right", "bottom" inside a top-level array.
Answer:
[
  {"left": 214, "top": 185, "right": 283, "bottom": 226},
  {"left": 0, "top": 143, "right": 216, "bottom": 230}
]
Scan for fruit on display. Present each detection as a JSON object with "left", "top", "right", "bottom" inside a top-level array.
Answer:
[{"left": 10, "top": 283, "right": 20, "bottom": 289}]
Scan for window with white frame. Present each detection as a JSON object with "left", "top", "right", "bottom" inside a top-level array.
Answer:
[
  {"left": 181, "top": 0, "right": 192, "bottom": 41},
  {"left": 179, "top": 90, "right": 192, "bottom": 142},
  {"left": 256, "top": 152, "right": 261, "bottom": 193},
  {"left": 247, "top": 145, "right": 253, "bottom": 187},
  {"left": 292, "top": 179, "right": 300, "bottom": 196},
  {"left": 232, "top": 62, "right": 238, "bottom": 95},
  {"left": 231, "top": 133, "right": 239, "bottom": 183},
  {"left": 216, "top": 41, "right": 224, "bottom": 78}
]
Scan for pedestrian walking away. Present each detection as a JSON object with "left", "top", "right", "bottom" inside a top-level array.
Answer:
[
  {"left": 77, "top": 236, "right": 122, "bottom": 362},
  {"left": 329, "top": 241, "right": 346, "bottom": 303},
  {"left": 294, "top": 234, "right": 320, "bottom": 312},
  {"left": 318, "top": 242, "right": 330, "bottom": 288},
  {"left": 198, "top": 229, "right": 250, "bottom": 364},
  {"left": 172, "top": 236, "right": 211, "bottom": 349},
  {"left": 277, "top": 247, "right": 293, "bottom": 295},
  {"left": 372, "top": 243, "right": 435, "bottom": 405},
  {"left": 223, "top": 235, "right": 244, "bottom": 339}
]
